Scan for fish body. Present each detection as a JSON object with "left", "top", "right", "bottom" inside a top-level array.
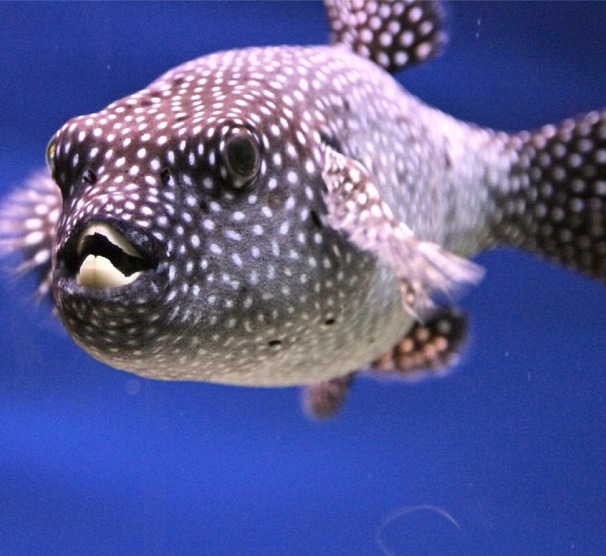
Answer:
[
  {"left": 49, "top": 45, "right": 490, "bottom": 386},
  {"left": 1, "top": 1, "right": 605, "bottom": 415}
]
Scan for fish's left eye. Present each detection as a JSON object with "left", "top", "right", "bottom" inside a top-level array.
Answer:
[
  {"left": 223, "top": 131, "right": 260, "bottom": 189},
  {"left": 46, "top": 136, "right": 57, "bottom": 175}
]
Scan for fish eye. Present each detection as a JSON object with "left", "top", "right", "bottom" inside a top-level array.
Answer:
[
  {"left": 223, "top": 131, "right": 260, "bottom": 189},
  {"left": 45, "top": 136, "right": 57, "bottom": 175}
]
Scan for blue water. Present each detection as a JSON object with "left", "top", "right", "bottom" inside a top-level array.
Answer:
[{"left": 1, "top": 2, "right": 605, "bottom": 554}]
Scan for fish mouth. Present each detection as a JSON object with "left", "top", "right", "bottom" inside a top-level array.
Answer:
[{"left": 59, "top": 221, "right": 159, "bottom": 291}]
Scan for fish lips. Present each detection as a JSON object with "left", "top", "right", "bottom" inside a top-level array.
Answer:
[{"left": 54, "top": 218, "right": 166, "bottom": 302}]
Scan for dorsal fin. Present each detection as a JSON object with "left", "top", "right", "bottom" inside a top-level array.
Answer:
[{"left": 323, "top": 0, "right": 445, "bottom": 73}]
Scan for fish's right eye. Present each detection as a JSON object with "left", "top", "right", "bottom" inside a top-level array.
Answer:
[
  {"left": 222, "top": 128, "right": 261, "bottom": 190},
  {"left": 45, "top": 137, "right": 57, "bottom": 175}
]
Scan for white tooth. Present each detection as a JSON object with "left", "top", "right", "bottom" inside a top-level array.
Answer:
[
  {"left": 77, "top": 223, "right": 141, "bottom": 257},
  {"left": 77, "top": 254, "right": 141, "bottom": 289}
]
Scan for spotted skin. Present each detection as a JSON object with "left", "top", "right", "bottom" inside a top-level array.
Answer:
[{"left": 0, "top": 1, "right": 605, "bottom": 414}]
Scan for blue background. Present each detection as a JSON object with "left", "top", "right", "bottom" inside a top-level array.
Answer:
[{"left": 1, "top": 2, "right": 605, "bottom": 554}]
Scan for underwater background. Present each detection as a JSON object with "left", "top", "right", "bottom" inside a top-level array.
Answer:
[{"left": 0, "top": 2, "right": 605, "bottom": 554}]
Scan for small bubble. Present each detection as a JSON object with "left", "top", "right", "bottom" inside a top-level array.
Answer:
[{"left": 125, "top": 379, "right": 141, "bottom": 396}]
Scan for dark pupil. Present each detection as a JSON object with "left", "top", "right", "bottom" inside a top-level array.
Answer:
[{"left": 227, "top": 136, "right": 257, "bottom": 177}]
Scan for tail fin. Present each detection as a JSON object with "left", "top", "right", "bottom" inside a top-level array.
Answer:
[
  {"left": 0, "top": 169, "right": 61, "bottom": 303},
  {"left": 491, "top": 110, "right": 606, "bottom": 281}
]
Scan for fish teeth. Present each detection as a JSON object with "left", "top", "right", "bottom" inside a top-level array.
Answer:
[
  {"left": 77, "top": 254, "right": 141, "bottom": 289},
  {"left": 76, "top": 223, "right": 143, "bottom": 289},
  {"left": 76, "top": 223, "right": 141, "bottom": 258}
]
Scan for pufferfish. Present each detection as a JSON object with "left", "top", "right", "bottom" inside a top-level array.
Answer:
[{"left": 0, "top": 0, "right": 605, "bottom": 418}]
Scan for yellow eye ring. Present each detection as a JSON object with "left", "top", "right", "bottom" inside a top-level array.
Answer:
[{"left": 45, "top": 136, "right": 57, "bottom": 175}]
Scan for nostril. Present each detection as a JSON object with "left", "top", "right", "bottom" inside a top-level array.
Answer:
[
  {"left": 82, "top": 169, "right": 97, "bottom": 185},
  {"left": 160, "top": 168, "right": 172, "bottom": 186},
  {"left": 310, "top": 210, "right": 323, "bottom": 229}
]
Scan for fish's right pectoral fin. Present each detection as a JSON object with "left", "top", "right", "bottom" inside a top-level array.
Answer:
[
  {"left": 0, "top": 168, "right": 61, "bottom": 305},
  {"left": 322, "top": 146, "right": 484, "bottom": 319},
  {"left": 370, "top": 306, "right": 468, "bottom": 380}
]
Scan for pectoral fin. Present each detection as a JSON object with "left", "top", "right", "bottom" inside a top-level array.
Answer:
[{"left": 322, "top": 146, "right": 484, "bottom": 319}]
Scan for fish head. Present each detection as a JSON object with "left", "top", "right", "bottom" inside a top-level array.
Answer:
[{"left": 45, "top": 51, "right": 376, "bottom": 383}]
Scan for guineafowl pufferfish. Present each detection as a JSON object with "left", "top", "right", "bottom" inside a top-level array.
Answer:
[{"left": 1, "top": 1, "right": 605, "bottom": 417}]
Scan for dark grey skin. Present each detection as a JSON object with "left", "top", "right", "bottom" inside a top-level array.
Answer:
[{"left": 1, "top": 1, "right": 604, "bottom": 415}]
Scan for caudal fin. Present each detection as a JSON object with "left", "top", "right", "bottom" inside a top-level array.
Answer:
[
  {"left": 491, "top": 110, "right": 606, "bottom": 281},
  {"left": 0, "top": 169, "right": 61, "bottom": 303}
]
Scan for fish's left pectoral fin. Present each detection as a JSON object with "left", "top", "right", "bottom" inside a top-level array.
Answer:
[
  {"left": 370, "top": 306, "right": 468, "bottom": 380},
  {"left": 322, "top": 147, "right": 484, "bottom": 319},
  {"left": 0, "top": 168, "right": 61, "bottom": 305},
  {"left": 302, "top": 373, "right": 355, "bottom": 419},
  {"left": 324, "top": 0, "right": 445, "bottom": 73}
]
